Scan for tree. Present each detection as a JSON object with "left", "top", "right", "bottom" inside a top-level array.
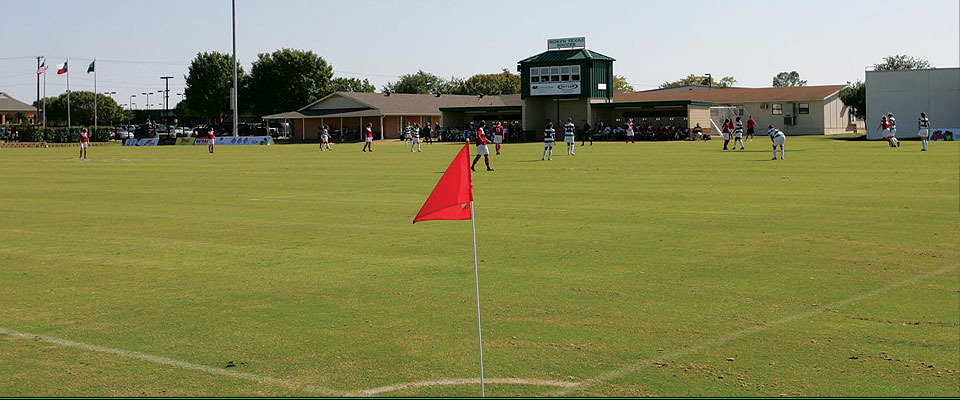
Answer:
[
  {"left": 772, "top": 71, "right": 807, "bottom": 87},
  {"left": 660, "top": 74, "right": 736, "bottom": 89},
  {"left": 184, "top": 51, "right": 247, "bottom": 121},
  {"left": 329, "top": 77, "right": 376, "bottom": 93},
  {"left": 459, "top": 69, "right": 521, "bottom": 95},
  {"left": 383, "top": 70, "right": 445, "bottom": 94},
  {"left": 839, "top": 80, "right": 866, "bottom": 120},
  {"left": 246, "top": 49, "right": 334, "bottom": 117},
  {"left": 613, "top": 75, "right": 635, "bottom": 93},
  {"left": 34, "top": 91, "right": 124, "bottom": 126},
  {"left": 874, "top": 55, "right": 932, "bottom": 71}
]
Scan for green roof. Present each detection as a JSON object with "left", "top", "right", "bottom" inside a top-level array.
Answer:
[{"left": 518, "top": 49, "right": 615, "bottom": 64}]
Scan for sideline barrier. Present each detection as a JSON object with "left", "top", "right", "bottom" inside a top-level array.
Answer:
[
  {"left": 124, "top": 138, "right": 159, "bottom": 146},
  {"left": 175, "top": 137, "right": 196, "bottom": 145},
  {"left": 194, "top": 136, "right": 273, "bottom": 146}
]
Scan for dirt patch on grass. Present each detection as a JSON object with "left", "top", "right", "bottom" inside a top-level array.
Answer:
[{"left": 846, "top": 315, "right": 959, "bottom": 327}]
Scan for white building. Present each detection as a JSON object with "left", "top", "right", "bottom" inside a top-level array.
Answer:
[{"left": 865, "top": 68, "right": 959, "bottom": 140}]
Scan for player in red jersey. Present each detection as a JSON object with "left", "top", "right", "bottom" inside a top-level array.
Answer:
[
  {"left": 78, "top": 127, "right": 90, "bottom": 159},
  {"left": 362, "top": 123, "right": 373, "bottom": 152},
  {"left": 471, "top": 121, "right": 494, "bottom": 172},
  {"left": 492, "top": 121, "right": 505, "bottom": 155},
  {"left": 207, "top": 127, "right": 215, "bottom": 153}
]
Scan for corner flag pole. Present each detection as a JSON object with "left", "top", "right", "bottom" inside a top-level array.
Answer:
[{"left": 469, "top": 200, "right": 486, "bottom": 397}]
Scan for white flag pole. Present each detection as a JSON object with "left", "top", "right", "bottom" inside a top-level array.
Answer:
[
  {"left": 66, "top": 59, "right": 71, "bottom": 128},
  {"left": 42, "top": 62, "right": 46, "bottom": 129},
  {"left": 469, "top": 200, "right": 486, "bottom": 397},
  {"left": 93, "top": 59, "right": 97, "bottom": 130}
]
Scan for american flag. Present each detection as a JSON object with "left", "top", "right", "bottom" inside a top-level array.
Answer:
[{"left": 37, "top": 60, "right": 47, "bottom": 75}]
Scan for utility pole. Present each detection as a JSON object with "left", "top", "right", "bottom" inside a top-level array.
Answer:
[
  {"left": 231, "top": 0, "right": 239, "bottom": 136},
  {"left": 36, "top": 56, "right": 41, "bottom": 124},
  {"left": 160, "top": 76, "right": 173, "bottom": 121}
]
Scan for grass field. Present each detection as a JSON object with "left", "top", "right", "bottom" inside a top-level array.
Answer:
[{"left": 0, "top": 137, "right": 957, "bottom": 397}]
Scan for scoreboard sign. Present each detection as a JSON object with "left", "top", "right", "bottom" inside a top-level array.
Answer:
[{"left": 547, "top": 37, "right": 585, "bottom": 50}]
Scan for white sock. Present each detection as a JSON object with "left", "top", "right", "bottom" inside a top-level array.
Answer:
[
  {"left": 549, "top": 148, "right": 553, "bottom": 159},
  {"left": 543, "top": 149, "right": 547, "bottom": 159},
  {"left": 780, "top": 148, "right": 785, "bottom": 158},
  {"left": 773, "top": 149, "right": 778, "bottom": 158},
  {"left": 923, "top": 140, "right": 928, "bottom": 150}
]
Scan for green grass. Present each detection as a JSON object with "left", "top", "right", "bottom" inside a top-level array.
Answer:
[{"left": 0, "top": 137, "right": 957, "bottom": 397}]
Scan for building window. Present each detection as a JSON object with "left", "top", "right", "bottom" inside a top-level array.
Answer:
[
  {"left": 772, "top": 104, "right": 783, "bottom": 115},
  {"left": 760, "top": 103, "right": 769, "bottom": 110},
  {"left": 571, "top": 65, "right": 581, "bottom": 81},
  {"left": 550, "top": 66, "right": 560, "bottom": 82},
  {"left": 799, "top": 103, "right": 809, "bottom": 114},
  {"left": 540, "top": 68, "right": 550, "bottom": 83},
  {"left": 530, "top": 67, "right": 540, "bottom": 83},
  {"left": 560, "top": 66, "right": 571, "bottom": 82}
]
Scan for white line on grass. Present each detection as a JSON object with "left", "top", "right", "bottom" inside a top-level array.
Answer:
[
  {"left": 357, "top": 378, "right": 578, "bottom": 396},
  {"left": 0, "top": 327, "right": 577, "bottom": 396},
  {"left": 547, "top": 265, "right": 958, "bottom": 396},
  {"left": 0, "top": 327, "right": 349, "bottom": 397}
]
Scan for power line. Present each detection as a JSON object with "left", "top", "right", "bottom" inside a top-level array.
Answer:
[{"left": 0, "top": 56, "right": 37, "bottom": 61}]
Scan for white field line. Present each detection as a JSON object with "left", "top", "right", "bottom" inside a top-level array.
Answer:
[
  {"left": 0, "top": 327, "right": 349, "bottom": 397},
  {"left": 547, "top": 265, "right": 958, "bottom": 396},
  {"left": 0, "top": 327, "right": 576, "bottom": 396},
  {"left": 357, "top": 378, "right": 578, "bottom": 396}
]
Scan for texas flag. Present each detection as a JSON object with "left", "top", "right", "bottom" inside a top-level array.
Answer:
[{"left": 57, "top": 61, "right": 68, "bottom": 75}]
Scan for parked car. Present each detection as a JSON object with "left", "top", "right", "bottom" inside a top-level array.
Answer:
[{"left": 113, "top": 127, "right": 134, "bottom": 140}]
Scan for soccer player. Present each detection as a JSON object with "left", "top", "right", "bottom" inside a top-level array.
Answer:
[
  {"left": 471, "top": 121, "right": 494, "bottom": 171},
  {"left": 78, "top": 127, "right": 89, "bottom": 159},
  {"left": 888, "top": 113, "right": 900, "bottom": 148},
  {"left": 362, "top": 123, "right": 373, "bottom": 152},
  {"left": 207, "top": 127, "right": 215, "bottom": 154},
  {"left": 581, "top": 120, "right": 593, "bottom": 146},
  {"left": 768, "top": 125, "right": 786, "bottom": 160},
  {"left": 625, "top": 118, "right": 635, "bottom": 143},
  {"left": 542, "top": 122, "right": 556, "bottom": 161},
  {"left": 746, "top": 116, "right": 756, "bottom": 141},
  {"left": 492, "top": 121, "right": 505, "bottom": 155},
  {"left": 721, "top": 118, "right": 731, "bottom": 150},
  {"left": 918, "top": 112, "right": 931, "bottom": 151},
  {"left": 411, "top": 123, "right": 422, "bottom": 152},
  {"left": 563, "top": 118, "right": 576, "bottom": 155},
  {"left": 319, "top": 124, "right": 331, "bottom": 151},
  {"left": 404, "top": 123, "right": 413, "bottom": 147},
  {"left": 733, "top": 116, "right": 746, "bottom": 150}
]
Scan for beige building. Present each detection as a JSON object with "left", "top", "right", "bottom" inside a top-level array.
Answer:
[
  {"left": 264, "top": 92, "right": 520, "bottom": 140},
  {"left": 865, "top": 67, "right": 959, "bottom": 140},
  {"left": 0, "top": 92, "right": 38, "bottom": 125},
  {"left": 613, "top": 85, "right": 864, "bottom": 135}
]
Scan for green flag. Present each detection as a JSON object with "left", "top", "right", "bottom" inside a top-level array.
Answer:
[{"left": 87, "top": 60, "right": 95, "bottom": 74}]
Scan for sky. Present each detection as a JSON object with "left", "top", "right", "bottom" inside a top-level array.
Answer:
[{"left": 1, "top": 0, "right": 957, "bottom": 111}]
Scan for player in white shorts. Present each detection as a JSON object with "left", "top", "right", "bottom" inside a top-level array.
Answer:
[
  {"left": 470, "top": 121, "right": 494, "bottom": 171},
  {"left": 625, "top": 119, "right": 635, "bottom": 143},
  {"left": 78, "top": 127, "right": 90, "bottom": 159},
  {"left": 887, "top": 113, "right": 900, "bottom": 148},
  {"left": 403, "top": 123, "right": 413, "bottom": 147},
  {"left": 563, "top": 118, "right": 576, "bottom": 155},
  {"left": 542, "top": 122, "right": 556, "bottom": 161},
  {"left": 411, "top": 123, "right": 422, "bottom": 152},
  {"left": 492, "top": 121, "right": 504, "bottom": 155},
  {"left": 917, "top": 112, "right": 931, "bottom": 151},
  {"left": 733, "top": 117, "right": 746, "bottom": 150},
  {"left": 319, "top": 124, "right": 331, "bottom": 151},
  {"left": 768, "top": 125, "right": 785, "bottom": 160}
]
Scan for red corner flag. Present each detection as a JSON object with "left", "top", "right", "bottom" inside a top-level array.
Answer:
[{"left": 413, "top": 142, "right": 474, "bottom": 223}]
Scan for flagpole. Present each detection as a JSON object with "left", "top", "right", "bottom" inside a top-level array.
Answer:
[
  {"left": 42, "top": 66, "right": 46, "bottom": 129},
  {"left": 469, "top": 200, "right": 486, "bottom": 397},
  {"left": 93, "top": 59, "right": 97, "bottom": 130},
  {"left": 66, "top": 59, "right": 71, "bottom": 128}
]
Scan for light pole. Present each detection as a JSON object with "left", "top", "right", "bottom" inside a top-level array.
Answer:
[
  {"left": 142, "top": 92, "right": 151, "bottom": 110},
  {"left": 160, "top": 76, "right": 173, "bottom": 118},
  {"left": 705, "top": 73, "right": 712, "bottom": 88},
  {"left": 231, "top": 0, "right": 239, "bottom": 136}
]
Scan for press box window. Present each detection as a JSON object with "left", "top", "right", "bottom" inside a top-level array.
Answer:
[
  {"left": 772, "top": 104, "right": 783, "bottom": 115},
  {"left": 550, "top": 66, "right": 560, "bottom": 82},
  {"left": 799, "top": 103, "right": 809, "bottom": 114},
  {"left": 530, "top": 67, "right": 540, "bottom": 83},
  {"left": 540, "top": 68, "right": 550, "bottom": 83},
  {"left": 571, "top": 65, "right": 581, "bottom": 81},
  {"left": 560, "top": 66, "right": 571, "bottom": 81}
]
